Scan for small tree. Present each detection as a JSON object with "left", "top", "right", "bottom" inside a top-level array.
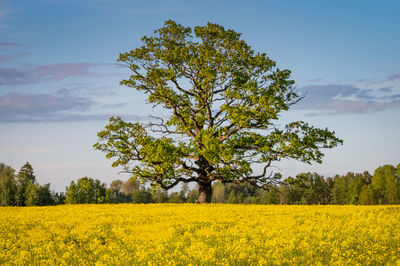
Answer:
[
  {"left": 358, "top": 184, "right": 375, "bottom": 205},
  {"left": 212, "top": 182, "right": 226, "bottom": 203},
  {"left": 109, "top": 179, "right": 130, "bottom": 203},
  {"left": 226, "top": 190, "right": 238, "bottom": 204},
  {"left": 121, "top": 179, "right": 139, "bottom": 196},
  {"left": 257, "top": 187, "right": 279, "bottom": 204},
  {"left": 65, "top": 177, "right": 109, "bottom": 204},
  {"left": 131, "top": 187, "right": 152, "bottom": 203},
  {"left": 371, "top": 165, "right": 399, "bottom": 204},
  {"left": 153, "top": 190, "right": 169, "bottom": 203},
  {"left": 16, "top": 162, "right": 36, "bottom": 206},
  {"left": 94, "top": 20, "right": 342, "bottom": 203},
  {"left": 0, "top": 163, "right": 17, "bottom": 206},
  {"left": 24, "top": 183, "right": 40, "bottom": 206}
]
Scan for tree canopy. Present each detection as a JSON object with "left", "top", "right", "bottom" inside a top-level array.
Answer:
[
  {"left": 94, "top": 20, "right": 342, "bottom": 203},
  {"left": 0, "top": 162, "right": 59, "bottom": 206},
  {"left": 0, "top": 163, "right": 16, "bottom": 206},
  {"left": 65, "top": 177, "right": 109, "bottom": 204}
]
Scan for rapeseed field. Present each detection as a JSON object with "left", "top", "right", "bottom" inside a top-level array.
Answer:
[{"left": 0, "top": 204, "right": 399, "bottom": 265}]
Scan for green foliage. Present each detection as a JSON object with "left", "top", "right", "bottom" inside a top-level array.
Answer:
[
  {"left": 53, "top": 192, "right": 66, "bottom": 205},
  {"left": 65, "top": 177, "right": 110, "bottom": 204},
  {"left": 168, "top": 192, "right": 185, "bottom": 203},
  {"left": 94, "top": 20, "right": 342, "bottom": 202},
  {"left": 297, "top": 173, "right": 331, "bottom": 204},
  {"left": 24, "top": 183, "right": 40, "bottom": 206},
  {"left": 358, "top": 184, "right": 375, "bottom": 205},
  {"left": 397, "top": 164, "right": 400, "bottom": 180},
  {"left": 212, "top": 182, "right": 226, "bottom": 203},
  {"left": 347, "top": 174, "right": 365, "bottom": 204},
  {"left": 24, "top": 183, "right": 54, "bottom": 206},
  {"left": 1, "top": 162, "right": 58, "bottom": 206},
  {"left": 152, "top": 190, "right": 169, "bottom": 203},
  {"left": 331, "top": 174, "right": 351, "bottom": 204},
  {"left": 226, "top": 190, "right": 238, "bottom": 204},
  {"left": 278, "top": 173, "right": 330, "bottom": 205},
  {"left": 109, "top": 179, "right": 132, "bottom": 203},
  {"left": 16, "top": 162, "right": 36, "bottom": 206},
  {"left": 186, "top": 189, "right": 199, "bottom": 203},
  {"left": 131, "top": 188, "right": 153, "bottom": 203},
  {"left": 257, "top": 188, "right": 280, "bottom": 204},
  {"left": 371, "top": 165, "right": 399, "bottom": 204},
  {"left": 0, "top": 163, "right": 17, "bottom": 206},
  {"left": 102, "top": 163, "right": 398, "bottom": 205},
  {"left": 38, "top": 184, "right": 55, "bottom": 206},
  {"left": 330, "top": 173, "right": 369, "bottom": 205}
]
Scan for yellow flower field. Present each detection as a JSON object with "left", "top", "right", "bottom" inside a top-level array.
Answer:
[{"left": 0, "top": 204, "right": 399, "bottom": 265}]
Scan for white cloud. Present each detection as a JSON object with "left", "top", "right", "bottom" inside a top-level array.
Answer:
[{"left": 295, "top": 84, "right": 400, "bottom": 115}]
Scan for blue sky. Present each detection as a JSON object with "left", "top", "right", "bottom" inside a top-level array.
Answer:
[{"left": 1, "top": 0, "right": 399, "bottom": 192}]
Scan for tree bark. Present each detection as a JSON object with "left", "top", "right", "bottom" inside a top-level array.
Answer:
[{"left": 197, "top": 181, "right": 212, "bottom": 203}]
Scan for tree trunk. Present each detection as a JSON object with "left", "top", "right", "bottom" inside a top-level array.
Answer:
[{"left": 197, "top": 182, "right": 212, "bottom": 203}]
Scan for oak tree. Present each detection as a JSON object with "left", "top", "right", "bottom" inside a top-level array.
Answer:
[{"left": 94, "top": 20, "right": 342, "bottom": 203}]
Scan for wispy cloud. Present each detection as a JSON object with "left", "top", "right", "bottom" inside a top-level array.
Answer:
[
  {"left": 0, "top": 93, "right": 93, "bottom": 112},
  {"left": 0, "top": 92, "right": 145, "bottom": 123},
  {"left": 38, "top": 113, "right": 146, "bottom": 123},
  {"left": 296, "top": 84, "right": 400, "bottom": 115},
  {"left": 0, "top": 68, "right": 29, "bottom": 85},
  {"left": 0, "top": 41, "right": 29, "bottom": 63},
  {"left": 356, "top": 73, "right": 400, "bottom": 89},
  {"left": 0, "top": 42, "right": 20, "bottom": 47},
  {"left": 33, "top": 63, "right": 108, "bottom": 80},
  {"left": 0, "top": 93, "right": 93, "bottom": 122},
  {"left": 0, "top": 63, "right": 117, "bottom": 86},
  {"left": 56, "top": 84, "right": 121, "bottom": 98},
  {"left": 0, "top": 52, "right": 28, "bottom": 63},
  {"left": 378, "top": 87, "right": 392, "bottom": 93},
  {"left": 0, "top": 7, "right": 14, "bottom": 31},
  {"left": 387, "top": 74, "right": 400, "bottom": 81},
  {"left": 101, "top": 103, "right": 128, "bottom": 109}
]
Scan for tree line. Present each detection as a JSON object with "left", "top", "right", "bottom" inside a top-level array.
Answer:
[
  {"left": 0, "top": 162, "right": 399, "bottom": 206},
  {"left": 0, "top": 162, "right": 64, "bottom": 206}
]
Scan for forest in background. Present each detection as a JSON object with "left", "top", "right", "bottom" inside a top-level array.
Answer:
[{"left": 0, "top": 162, "right": 399, "bottom": 206}]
